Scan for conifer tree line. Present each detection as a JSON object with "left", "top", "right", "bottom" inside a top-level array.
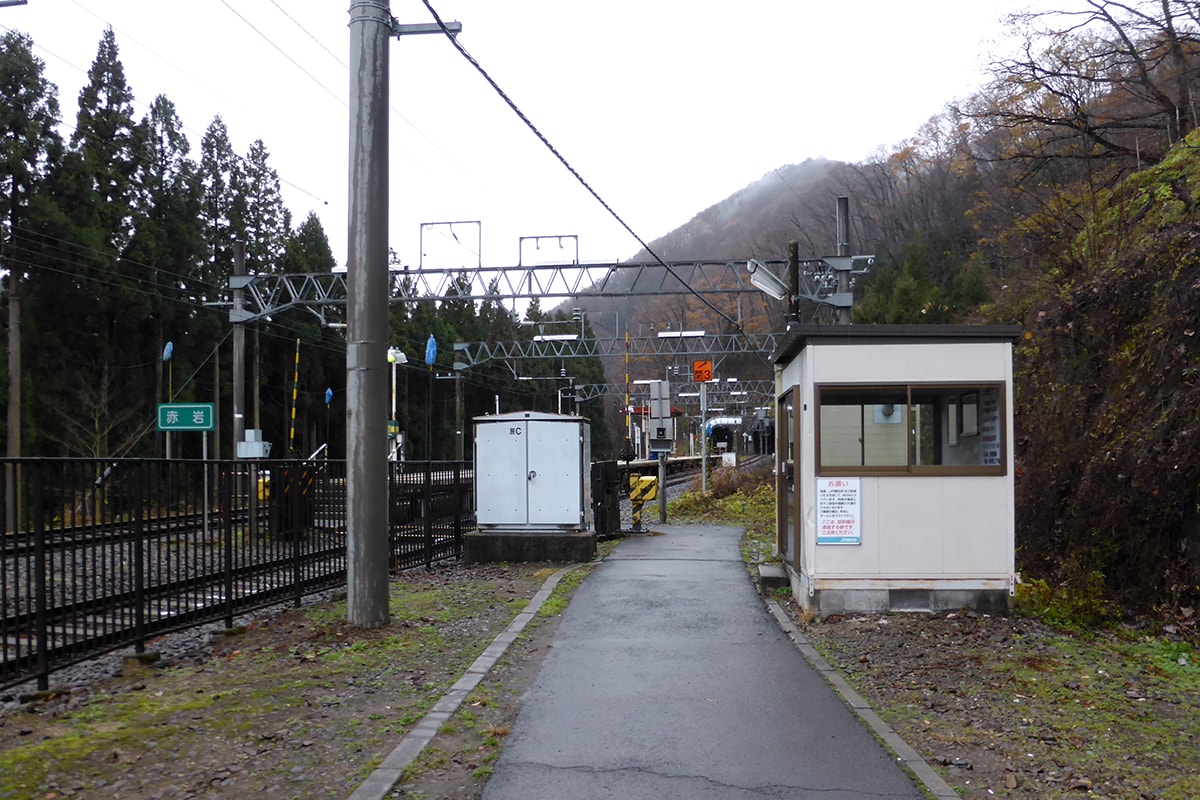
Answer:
[{"left": 0, "top": 28, "right": 609, "bottom": 461}]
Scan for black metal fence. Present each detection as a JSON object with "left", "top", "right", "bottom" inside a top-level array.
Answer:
[{"left": 1, "top": 458, "right": 473, "bottom": 692}]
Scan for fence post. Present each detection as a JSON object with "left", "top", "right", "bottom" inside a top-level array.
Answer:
[
  {"left": 453, "top": 461, "right": 463, "bottom": 556},
  {"left": 423, "top": 460, "right": 433, "bottom": 569},
  {"left": 32, "top": 462, "right": 50, "bottom": 691},
  {"left": 293, "top": 464, "right": 303, "bottom": 608},
  {"left": 133, "top": 462, "right": 146, "bottom": 654},
  {"left": 224, "top": 463, "right": 236, "bottom": 629},
  {"left": 386, "top": 461, "right": 395, "bottom": 566}
]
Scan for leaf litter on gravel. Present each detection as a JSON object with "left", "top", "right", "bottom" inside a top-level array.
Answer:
[{"left": 792, "top": 607, "right": 1200, "bottom": 799}]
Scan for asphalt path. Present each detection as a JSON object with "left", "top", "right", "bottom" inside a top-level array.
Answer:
[{"left": 482, "top": 524, "right": 926, "bottom": 799}]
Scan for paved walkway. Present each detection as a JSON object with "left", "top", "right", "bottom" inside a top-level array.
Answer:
[{"left": 482, "top": 524, "right": 931, "bottom": 799}]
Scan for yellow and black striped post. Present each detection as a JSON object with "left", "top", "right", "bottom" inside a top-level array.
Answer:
[
  {"left": 288, "top": 337, "right": 300, "bottom": 454},
  {"left": 629, "top": 474, "right": 658, "bottom": 531}
]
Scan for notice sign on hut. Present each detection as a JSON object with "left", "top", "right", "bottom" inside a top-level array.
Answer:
[{"left": 817, "top": 477, "right": 861, "bottom": 545}]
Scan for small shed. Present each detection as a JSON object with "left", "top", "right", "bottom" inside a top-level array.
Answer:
[
  {"left": 465, "top": 411, "right": 595, "bottom": 564},
  {"left": 772, "top": 325, "right": 1021, "bottom": 616},
  {"left": 474, "top": 410, "right": 591, "bottom": 532}
]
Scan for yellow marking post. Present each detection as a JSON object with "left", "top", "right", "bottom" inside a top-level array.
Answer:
[{"left": 629, "top": 474, "right": 658, "bottom": 530}]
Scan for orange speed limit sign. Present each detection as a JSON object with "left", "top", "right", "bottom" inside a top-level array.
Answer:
[{"left": 692, "top": 360, "right": 713, "bottom": 382}]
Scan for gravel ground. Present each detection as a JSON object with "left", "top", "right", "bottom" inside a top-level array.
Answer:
[
  {"left": 0, "top": 591, "right": 342, "bottom": 714},
  {"left": 0, "top": 563, "right": 554, "bottom": 800},
  {"left": 789, "top": 603, "right": 1200, "bottom": 798}
]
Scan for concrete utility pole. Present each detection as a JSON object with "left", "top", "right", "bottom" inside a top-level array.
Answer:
[
  {"left": 455, "top": 372, "right": 464, "bottom": 461},
  {"left": 6, "top": 251, "right": 19, "bottom": 464},
  {"left": 836, "top": 196, "right": 852, "bottom": 325},
  {"left": 346, "top": 0, "right": 392, "bottom": 627},
  {"left": 787, "top": 240, "right": 800, "bottom": 327},
  {"left": 345, "top": 2, "right": 461, "bottom": 628},
  {"left": 5, "top": 241, "right": 20, "bottom": 534}
]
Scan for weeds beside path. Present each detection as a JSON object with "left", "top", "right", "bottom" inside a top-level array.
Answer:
[{"left": 794, "top": 608, "right": 1200, "bottom": 799}]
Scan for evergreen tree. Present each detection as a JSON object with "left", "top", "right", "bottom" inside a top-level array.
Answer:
[
  {"left": 282, "top": 211, "right": 336, "bottom": 273},
  {"left": 24, "top": 28, "right": 147, "bottom": 456},
  {"left": 0, "top": 31, "right": 60, "bottom": 237},
  {"left": 127, "top": 95, "right": 208, "bottom": 453},
  {"left": 198, "top": 115, "right": 244, "bottom": 285},
  {"left": 258, "top": 214, "right": 341, "bottom": 456},
  {"left": 69, "top": 27, "right": 142, "bottom": 253},
  {"left": 241, "top": 139, "right": 289, "bottom": 273},
  {"left": 0, "top": 31, "right": 62, "bottom": 455}
]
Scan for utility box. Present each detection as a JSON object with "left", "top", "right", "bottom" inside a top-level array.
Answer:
[
  {"left": 473, "top": 411, "right": 592, "bottom": 533},
  {"left": 236, "top": 429, "right": 272, "bottom": 459},
  {"left": 467, "top": 411, "right": 596, "bottom": 563}
]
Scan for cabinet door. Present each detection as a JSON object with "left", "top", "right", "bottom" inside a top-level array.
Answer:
[
  {"left": 475, "top": 422, "right": 529, "bottom": 525},
  {"left": 527, "top": 423, "right": 580, "bottom": 525}
]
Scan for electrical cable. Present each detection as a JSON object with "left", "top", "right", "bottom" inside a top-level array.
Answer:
[
  {"left": 268, "top": 0, "right": 348, "bottom": 70},
  {"left": 419, "top": 0, "right": 745, "bottom": 337},
  {"left": 216, "top": 0, "right": 345, "bottom": 109}
]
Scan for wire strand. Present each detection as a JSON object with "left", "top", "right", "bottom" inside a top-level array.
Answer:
[{"left": 418, "top": 0, "right": 744, "bottom": 335}]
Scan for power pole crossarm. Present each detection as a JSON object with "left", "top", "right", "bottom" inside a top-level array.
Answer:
[{"left": 392, "top": 21, "right": 461, "bottom": 37}]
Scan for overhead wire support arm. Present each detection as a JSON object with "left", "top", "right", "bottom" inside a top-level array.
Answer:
[
  {"left": 222, "top": 259, "right": 790, "bottom": 325},
  {"left": 392, "top": 20, "right": 461, "bottom": 38},
  {"left": 450, "top": 332, "right": 783, "bottom": 369},
  {"left": 572, "top": 380, "right": 775, "bottom": 403}
]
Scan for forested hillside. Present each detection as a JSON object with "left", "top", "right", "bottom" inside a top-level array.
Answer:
[
  {"left": 590, "top": 1, "right": 1200, "bottom": 617},
  {"left": 998, "top": 139, "right": 1200, "bottom": 617}
]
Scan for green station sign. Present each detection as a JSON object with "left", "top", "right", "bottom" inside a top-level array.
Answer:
[{"left": 157, "top": 403, "right": 215, "bottom": 431}]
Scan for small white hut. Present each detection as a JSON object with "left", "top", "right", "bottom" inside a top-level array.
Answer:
[{"left": 771, "top": 325, "right": 1021, "bottom": 616}]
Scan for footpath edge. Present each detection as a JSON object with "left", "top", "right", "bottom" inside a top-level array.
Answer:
[{"left": 765, "top": 599, "right": 960, "bottom": 800}]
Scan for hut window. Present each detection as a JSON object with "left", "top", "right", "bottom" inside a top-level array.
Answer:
[{"left": 816, "top": 384, "right": 1004, "bottom": 476}]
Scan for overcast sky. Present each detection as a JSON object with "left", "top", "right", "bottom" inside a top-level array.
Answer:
[{"left": 3, "top": 1, "right": 1031, "bottom": 271}]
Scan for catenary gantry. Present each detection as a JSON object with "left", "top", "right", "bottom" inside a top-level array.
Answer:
[{"left": 226, "top": 257, "right": 849, "bottom": 327}]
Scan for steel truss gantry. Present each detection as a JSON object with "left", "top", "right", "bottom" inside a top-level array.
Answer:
[
  {"left": 450, "top": 332, "right": 782, "bottom": 369},
  {"left": 571, "top": 380, "right": 775, "bottom": 403},
  {"left": 226, "top": 257, "right": 835, "bottom": 327},
  {"left": 221, "top": 255, "right": 859, "bottom": 402}
]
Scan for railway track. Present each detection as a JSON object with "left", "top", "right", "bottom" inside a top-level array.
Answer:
[
  {"left": 4, "top": 454, "right": 771, "bottom": 690},
  {"left": 1, "top": 458, "right": 474, "bottom": 691}
]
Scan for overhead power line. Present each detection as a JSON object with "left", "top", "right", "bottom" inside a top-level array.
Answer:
[
  {"left": 418, "top": 0, "right": 745, "bottom": 337},
  {"left": 269, "top": 0, "right": 348, "bottom": 70},
  {"left": 217, "top": 0, "right": 345, "bottom": 109}
]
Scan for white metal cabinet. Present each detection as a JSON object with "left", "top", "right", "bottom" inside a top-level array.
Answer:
[{"left": 474, "top": 411, "right": 590, "bottom": 531}]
